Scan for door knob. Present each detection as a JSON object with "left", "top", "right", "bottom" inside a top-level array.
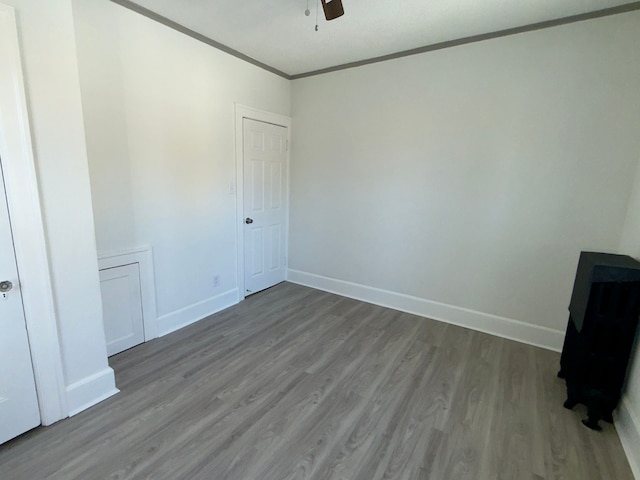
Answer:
[
  {"left": 0, "top": 280, "right": 13, "bottom": 292},
  {"left": 245, "top": 218, "right": 254, "bottom": 224}
]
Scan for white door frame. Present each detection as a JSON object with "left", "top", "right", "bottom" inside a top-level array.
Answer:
[
  {"left": 0, "top": 4, "right": 68, "bottom": 424},
  {"left": 234, "top": 104, "right": 291, "bottom": 301}
]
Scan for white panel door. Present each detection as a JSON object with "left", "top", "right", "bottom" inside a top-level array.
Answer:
[
  {"left": 99, "top": 263, "right": 144, "bottom": 356},
  {"left": 0, "top": 159, "right": 40, "bottom": 445},
  {"left": 243, "top": 118, "right": 288, "bottom": 295}
]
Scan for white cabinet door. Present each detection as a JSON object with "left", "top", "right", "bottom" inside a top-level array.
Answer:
[
  {"left": 243, "top": 118, "right": 288, "bottom": 295},
  {"left": 99, "top": 263, "right": 144, "bottom": 356},
  {"left": 0, "top": 160, "right": 40, "bottom": 445}
]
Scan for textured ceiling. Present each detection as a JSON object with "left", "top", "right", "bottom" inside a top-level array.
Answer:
[{"left": 117, "top": 0, "right": 639, "bottom": 77}]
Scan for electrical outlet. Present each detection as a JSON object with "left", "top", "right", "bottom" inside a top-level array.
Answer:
[{"left": 213, "top": 274, "right": 220, "bottom": 288}]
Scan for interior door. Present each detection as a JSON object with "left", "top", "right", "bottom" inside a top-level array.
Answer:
[
  {"left": 243, "top": 118, "right": 288, "bottom": 295},
  {"left": 0, "top": 158, "right": 40, "bottom": 444}
]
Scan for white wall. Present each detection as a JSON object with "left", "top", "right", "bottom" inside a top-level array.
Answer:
[
  {"left": 289, "top": 11, "right": 640, "bottom": 344},
  {"left": 4, "top": 0, "right": 116, "bottom": 414},
  {"left": 617, "top": 160, "right": 640, "bottom": 479},
  {"left": 71, "top": 0, "right": 291, "bottom": 334}
]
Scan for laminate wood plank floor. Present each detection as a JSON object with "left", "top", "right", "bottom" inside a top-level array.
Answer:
[{"left": 0, "top": 282, "right": 634, "bottom": 479}]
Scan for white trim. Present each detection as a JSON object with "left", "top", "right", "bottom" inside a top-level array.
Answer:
[
  {"left": 234, "top": 104, "right": 291, "bottom": 301},
  {"left": 616, "top": 396, "right": 640, "bottom": 480},
  {"left": 66, "top": 367, "right": 119, "bottom": 417},
  {"left": 98, "top": 246, "right": 158, "bottom": 341},
  {"left": 0, "top": 4, "right": 67, "bottom": 424},
  {"left": 156, "top": 288, "right": 238, "bottom": 337},
  {"left": 287, "top": 269, "right": 565, "bottom": 351}
]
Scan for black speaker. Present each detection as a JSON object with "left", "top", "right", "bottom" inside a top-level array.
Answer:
[{"left": 559, "top": 251, "right": 640, "bottom": 430}]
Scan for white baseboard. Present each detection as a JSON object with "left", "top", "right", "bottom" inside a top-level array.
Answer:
[
  {"left": 287, "top": 269, "right": 564, "bottom": 352},
  {"left": 66, "top": 367, "right": 119, "bottom": 417},
  {"left": 156, "top": 288, "right": 239, "bottom": 337},
  {"left": 615, "top": 397, "right": 640, "bottom": 480}
]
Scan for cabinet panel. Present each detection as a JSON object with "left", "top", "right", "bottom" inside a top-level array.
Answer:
[{"left": 99, "top": 263, "right": 144, "bottom": 356}]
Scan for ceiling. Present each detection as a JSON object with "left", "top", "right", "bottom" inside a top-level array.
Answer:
[{"left": 115, "top": 0, "right": 639, "bottom": 78}]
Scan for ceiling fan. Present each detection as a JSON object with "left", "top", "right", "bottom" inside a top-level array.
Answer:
[
  {"left": 321, "top": 0, "right": 344, "bottom": 20},
  {"left": 305, "top": 0, "right": 344, "bottom": 29}
]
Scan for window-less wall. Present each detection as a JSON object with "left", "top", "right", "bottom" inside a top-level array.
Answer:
[
  {"left": 72, "top": 0, "right": 291, "bottom": 335},
  {"left": 617, "top": 160, "right": 640, "bottom": 479},
  {"left": 289, "top": 12, "right": 640, "bottom": 345}
]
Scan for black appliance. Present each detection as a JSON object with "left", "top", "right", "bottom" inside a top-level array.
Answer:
[{"left": 558, "top": 251, "right": 640, "bottom": 430}]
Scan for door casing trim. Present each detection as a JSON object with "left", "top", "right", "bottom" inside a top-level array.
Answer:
[
  {"left": 234, "top": 104, "right": 291, "bottom": 301},
  {"left": 0, "top": 4, "right": 68, "bottom": 425}
]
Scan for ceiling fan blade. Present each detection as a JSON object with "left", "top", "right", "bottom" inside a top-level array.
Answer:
[{"left": 321, "top": 0, "right": 344, "bottom": 21}]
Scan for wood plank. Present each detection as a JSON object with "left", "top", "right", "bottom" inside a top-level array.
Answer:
[{"left": 0, "top": 282, "right": 634, "bottom": 479}]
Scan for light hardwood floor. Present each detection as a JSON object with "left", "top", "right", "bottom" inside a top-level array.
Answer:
[{"left": 0, "top": 282, "right": 634, "bottom": 479}]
